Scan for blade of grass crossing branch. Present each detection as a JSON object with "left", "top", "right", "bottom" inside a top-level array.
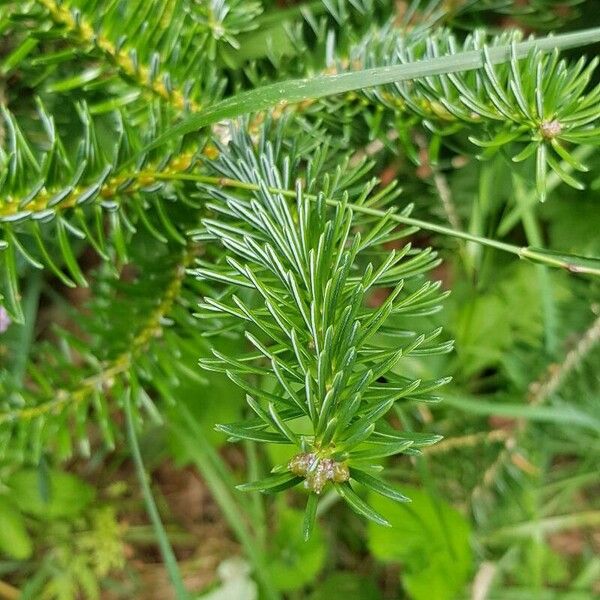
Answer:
[
  {"left": 443, "top": 395, "right": 600, "bottom": 431},
  {"left": 139, "top": 27, "right": 600, "bottom": 155},
  {"left": 169, "top": 406, "right": 281, "bottom": 600},
  {"left": 124, "top": 391, "right": 190, "bottom": 600}
]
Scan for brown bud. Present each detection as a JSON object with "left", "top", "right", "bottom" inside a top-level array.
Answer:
[{"left": 540, "top": 120, "right": 562, "bottom": 139}]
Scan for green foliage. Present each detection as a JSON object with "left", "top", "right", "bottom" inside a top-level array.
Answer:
[
  {"left": 28, "top": 506, "right": 126, "bottom": 600},
  {"left": 0, "top": 495, "right": 34, "bottom": 560},
  {"left": 368, "top": 485, "right": 472, "bottom": 600},
  {"left": 352, "top": 27, "right": 600, "bottom": 200},
  {"left": 267, "top": 505, "right": 326, "bottom": 591},
  {"left": 0, "top": 234, "right": 205, "bottom": 462},
  {"left": 451, "top": 262, "right": 547, "bottom": 377},
  {"left": 309, "top": 572, "right": 382, "bottom": 600},
  {"left": 7, "top": 467, "right": 95, "bottom": 520},
  {"left": 0, "top": 465, "right": 126, "bottom": 600}
]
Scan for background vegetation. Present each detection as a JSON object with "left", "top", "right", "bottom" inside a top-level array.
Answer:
[{"left": 0, "top": 1, "right": 599, "bottom": 599}]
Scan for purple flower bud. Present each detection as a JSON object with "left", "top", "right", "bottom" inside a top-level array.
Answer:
[{"left": 0, "top": 307, "right": 11, "bottom": 333}]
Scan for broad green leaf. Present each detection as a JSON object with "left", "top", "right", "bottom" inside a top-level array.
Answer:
[
  {"left": 368, "top": 486, "right": 472, "bottom": 600},
  {"left": 0, "top": 496, "right": 33, "bottom": 560},
  {"left": 7, "top": 468, "right": 95, "bottom": 520},
  {"left": 268, "top": 506, "right": 326, "bottom": 592}
]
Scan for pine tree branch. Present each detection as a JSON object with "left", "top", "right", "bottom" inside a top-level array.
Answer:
[
  {"left": 0, "top": 244, "right": 195, "bottom": 425},
  {"left": 35, "top": 0, "right": 200, "bottom": 111},
  {"left": 0, "top": 151, "right": 196, "bottom": 219}
]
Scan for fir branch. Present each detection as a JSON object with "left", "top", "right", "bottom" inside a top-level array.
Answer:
[
  {"left": 0, "top": 243, "right": 196, "bottom": 457},
  {"left": 137, "top": 24, "right": 600, "bottom": 203},
  {"left": 192, "top": 124, "right": 451, "bottom": 526},
  {"left": 34, "top": 0, "right": 201, "bottom": 111},
  {"left": 348, "top": 26, "right": 600, "bottom": 199},
  {"left": 0, "top": 151, "right": 197, "bottom": 220},
  {"left": 0, "top": 98, "right": 208, "bottom": 319}
]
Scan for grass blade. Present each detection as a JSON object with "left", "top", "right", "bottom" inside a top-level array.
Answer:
[{"left": 139, "top": 27, "right": 600, "bottom": 155}]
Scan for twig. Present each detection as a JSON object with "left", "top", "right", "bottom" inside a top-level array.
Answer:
[
  {"left": 35, "top": 0, "right": 198, "bottom": 111},
  {"left": 423, "top": 429, "right": 510, "bottom": 455},
  {"left": 528, "top": 312, "right": 600, "bottom": 405},
  {"left": 349, "top": 129, "right": 399, "bottom": 166},
  {"left": 471, "top": 561, "right": 497, "bottom": 600},
  {"left": 0, "top": 580, "right": 19, "bottom": 600},
  {"left": 414, "top": 132, "right": 464, "bottom": 233}
]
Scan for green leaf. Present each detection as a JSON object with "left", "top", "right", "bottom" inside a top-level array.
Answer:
[
  {"left": 347, "top": 440, "right": 413, "bottom": 460},
  {"left": 1, "top": 242, "right": 24, "bottom": 323},
  {"left": 0, "top": 496, "right": 33, "bottom": 560},
  {"left": 1, "top": 36, "right": 39, "bottom": 75},
  {"left": 268, "top": 506, "right": 326, "bottom": 592},
  {"left": 47, "top": 67, "right": 103, "bottom": 92},
  {"left": 368, "top": 486, "right": 472, "bottom": 600},
  {"left": 7, "top": 468, "right": 95, "bottom": 520},
  {"left": 303, "top": 493, "right": 319, "bottom": 541},
  {"left": 56, "top": 217, "right": 88, "bottom": 287},
  {"left": 216, "top": 423, "right": 291, "bottom": 444}
]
